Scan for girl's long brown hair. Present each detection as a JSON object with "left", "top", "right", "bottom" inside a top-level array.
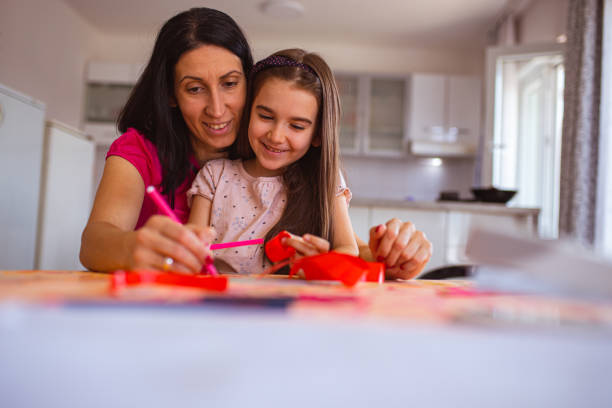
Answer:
[{"left": 233, "top": 49, "right": 342, "bottom": 254}]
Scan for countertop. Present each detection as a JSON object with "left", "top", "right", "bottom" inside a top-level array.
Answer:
[{"left": 351, "top": 198, "right": 540, "bottom": 216}]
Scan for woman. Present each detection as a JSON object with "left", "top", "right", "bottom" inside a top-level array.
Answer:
[{"left": 79, "top": 7, "right": 431, "bottom": 279}]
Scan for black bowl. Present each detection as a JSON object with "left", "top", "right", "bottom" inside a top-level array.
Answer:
[{"left": 471, "top": 187, "right": 517, "bottom": 204}]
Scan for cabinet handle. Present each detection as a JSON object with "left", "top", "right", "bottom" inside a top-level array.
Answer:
[
  {"left": 424, "top": 125, "right": 445, "bottom": 134},
  {"left": 449, "top": 127, "right": 470, "bottom": 136}
]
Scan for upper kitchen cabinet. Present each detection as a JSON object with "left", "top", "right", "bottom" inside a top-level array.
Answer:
[
  {"left": 336, "top": 75, "right": 362, "bottom": 154},
  {"left": 336, "top": 74, "right": 409, "bottom": 157},
  {"left": 368, "top": 78, "right": 407, "bottom": 154},
  {"left": 83, "top": 62, "right": 142, "bottom": 144},
  {"left": 409, "top": 74, "right": 482, "bottom": 157}
]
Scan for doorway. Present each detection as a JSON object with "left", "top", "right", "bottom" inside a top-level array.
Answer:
[{"left": 483, "top": 44, "right": 565, "bottom": 238}]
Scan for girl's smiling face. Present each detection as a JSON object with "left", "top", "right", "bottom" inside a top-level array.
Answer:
[
  {"left": 173, "top": 44, "right": 246, "bottom": 162},
  {"left": 246, "top": 77, "right": 320, "bottom": 177}
]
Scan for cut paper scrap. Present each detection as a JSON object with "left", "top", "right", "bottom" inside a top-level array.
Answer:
[
  {"left": 110, "top": 270, "right": 228, "bottom": 293},
  {"left": 265, "top": 230, "right": 296, "bottom": 262},
  {"left": 290, "top": 252, "right": 384, "bottom": 287},
  {"left": 263, "top": 231, "right": 385, "bottom": 287}
]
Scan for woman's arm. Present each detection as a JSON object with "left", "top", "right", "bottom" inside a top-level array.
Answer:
[
  {"left": 80, "top": 156, "right": 212, "bottom": 273},
  {"left": 359, "top": 218, "right": 433, "bottom": 280}
]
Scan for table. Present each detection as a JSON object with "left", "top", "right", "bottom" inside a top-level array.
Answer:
[{"left": 1, "top": 270, "right": 612, "bottom": 408}]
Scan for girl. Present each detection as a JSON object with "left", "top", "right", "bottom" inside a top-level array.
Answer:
[{"left": 187, "top": 49, "right": 357, "bottom": 274}]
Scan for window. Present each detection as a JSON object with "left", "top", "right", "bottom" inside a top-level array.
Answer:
[{"left": 596, "top": 0, "right": 612, "bottom": 255}]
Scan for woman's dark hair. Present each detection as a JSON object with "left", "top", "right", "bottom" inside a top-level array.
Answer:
[
  {"left": 234, "top": 49, "right": 342, "bottom": 257},
  {"left": 118, "top": 7, "right": 253, "bottom": 206}
]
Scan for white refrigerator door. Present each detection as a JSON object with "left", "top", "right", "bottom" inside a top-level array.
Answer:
[
  {"left": 0, "top": 84, "right": 45, "bottom": 269},
  {"left": 36, "top": 121, "right": 94, "bottom": 270}
]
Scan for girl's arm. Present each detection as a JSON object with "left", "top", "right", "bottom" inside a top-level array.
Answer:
[
  {"left": 329, "top": 194, "right": 359, "bottom": 255},
  {"left": 80, "top": 156, "right": 212, "bottom": 273},
  {"left": 187, "top": 195, "right": 213, "bottom": 227},
  {"left": 282, "top": 194, "right": 359, "bottom": 257}
]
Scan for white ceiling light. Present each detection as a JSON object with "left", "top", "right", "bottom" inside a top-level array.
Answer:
[{"left": 259, "top": 0, "right": 305, "bottom": 19}]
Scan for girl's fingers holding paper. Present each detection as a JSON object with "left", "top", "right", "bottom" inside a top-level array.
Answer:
[
  {"left": 302, "top": 234, "right": 330, "bottom": 253},
  {"left": 282, "top": 234, "right": 329, "bottom": 258}
]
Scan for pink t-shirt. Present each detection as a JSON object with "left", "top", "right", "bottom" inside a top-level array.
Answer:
[{"left": 106, "top": 128, "right": 199, "bottom": 228}]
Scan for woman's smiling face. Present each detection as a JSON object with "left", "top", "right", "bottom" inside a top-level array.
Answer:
[
  {"left": 246, "top": 77, "right": 320, "bottom": 177},
  {"left": 173, "top": 44, "right": 246, "bottom": 161}
]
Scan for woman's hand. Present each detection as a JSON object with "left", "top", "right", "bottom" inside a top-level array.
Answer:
[
  {"left": 368, "top": 218, "right": 432, "bottom": 280},
  {"left": 282, "top": 233, "right": 330, "bottom": 259},
  {"left": 126, "top": 215, "right": 215, "bottom": 274}
]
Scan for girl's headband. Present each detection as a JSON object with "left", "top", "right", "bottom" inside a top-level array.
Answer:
[{"left": 250, "top": 55, "right": 317, "bottom": 78}]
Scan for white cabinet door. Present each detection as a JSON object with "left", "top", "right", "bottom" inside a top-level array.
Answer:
[
  {"left": 348, "top": 205, "right": 371, "bottom": 243},
  {"left": 447, "top": 211, "right": 536, "bottom": 264},
  {"left": 409, "top": 74, "right": 446, "bottom": 142},
  {"left": 366, "top": 77, "right": 407, "bottom": 155},
  {"left": 370, "top": 207, "right": 447, "bottom": 273},
  {"left": 337, "top": 74, "right": 408, "bottom": 157},
  {"left": 0, "top": 84, "right": 45, "bottom": 269},
  {"left": 448, "top": 76, "right": 482, "bottom": 150},
  {"left": 337, "top": 75, "right": 361, "bottom": 154}
]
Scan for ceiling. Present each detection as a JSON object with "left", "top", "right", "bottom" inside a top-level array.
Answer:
[{"left": 63, "top": 0, "right": 514, "bottom": 50}]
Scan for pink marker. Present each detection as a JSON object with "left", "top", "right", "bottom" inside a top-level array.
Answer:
[
  {"left": 146, "top": 185, "right": 262, "bottom": 276},
  {"left": 145, "top": 185, "right": 180, "bottom": 223},
  {"left": 204, "top": 255, "right": 219, "bottom": 276},
  {"left": 210, "top": 239, "right": 263, "bottom": 250}
]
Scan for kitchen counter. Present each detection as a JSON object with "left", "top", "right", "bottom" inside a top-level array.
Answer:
[
  {"left": 351, "top": 198, "right": 540, "bottom": 217},
  {"left": 349, "top": 199, "right": 540, "bottom": 271}
]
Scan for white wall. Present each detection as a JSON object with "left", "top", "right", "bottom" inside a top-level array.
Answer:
[
  {"left": 518, "top": 0, "right": 569, "bottom": 44},
  {"left": 252, "top": 36, "right": 484, "bottom": 76},
  {"left": 88, "top": 31, "right": 484, "bottom": 77},
  {"left": 0, "top": 0, "right": 97, "bottom": 129}
]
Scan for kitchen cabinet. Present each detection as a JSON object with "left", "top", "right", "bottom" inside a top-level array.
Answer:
[
  {"left": 83, "top": 61, "right": 141, "bottom": 144},
  {"left": 409, "top": 74, "right": 481, "bottom": 157},
  {"left": 349, "top": 205, "right": 371, "bottom": 241},
  {"left": 336, "top": 74, "right": 409, "bottom": 157},
  {"left": 349, "top": 200, "right": 539, "bottom": 275},
  {"left": 36, "top": 121, "right": 95, "bottom": 270}
]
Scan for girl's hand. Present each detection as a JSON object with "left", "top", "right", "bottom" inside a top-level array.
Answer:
[
  {"left": 282, "top": 233, "right": 330, "bottom": 259},
  {"left": 369, "top": 218, "right": 432, "bottom": 280},
  {"left": 127, "top": 215, "right": 215, "bottom": 274}
]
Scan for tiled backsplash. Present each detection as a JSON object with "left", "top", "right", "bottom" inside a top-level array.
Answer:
[{"left": 342, "top": 155, "right": 477, "bottom": 202}]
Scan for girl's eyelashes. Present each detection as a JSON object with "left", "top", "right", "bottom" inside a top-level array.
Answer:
[
  {"left": 258, "top": 113, "right": 274, "bottom": 121},
  {"left": 290, "top": 123, "right": 306, "bottom": 131}
]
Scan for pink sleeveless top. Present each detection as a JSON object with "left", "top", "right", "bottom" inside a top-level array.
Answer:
[{"left": 106, "top": 128, "right": 199, "bottom": 228}]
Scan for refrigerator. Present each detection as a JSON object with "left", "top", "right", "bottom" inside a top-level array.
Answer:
[{"left": 0, "top": 84, "right": 45, "bottom": 270}]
